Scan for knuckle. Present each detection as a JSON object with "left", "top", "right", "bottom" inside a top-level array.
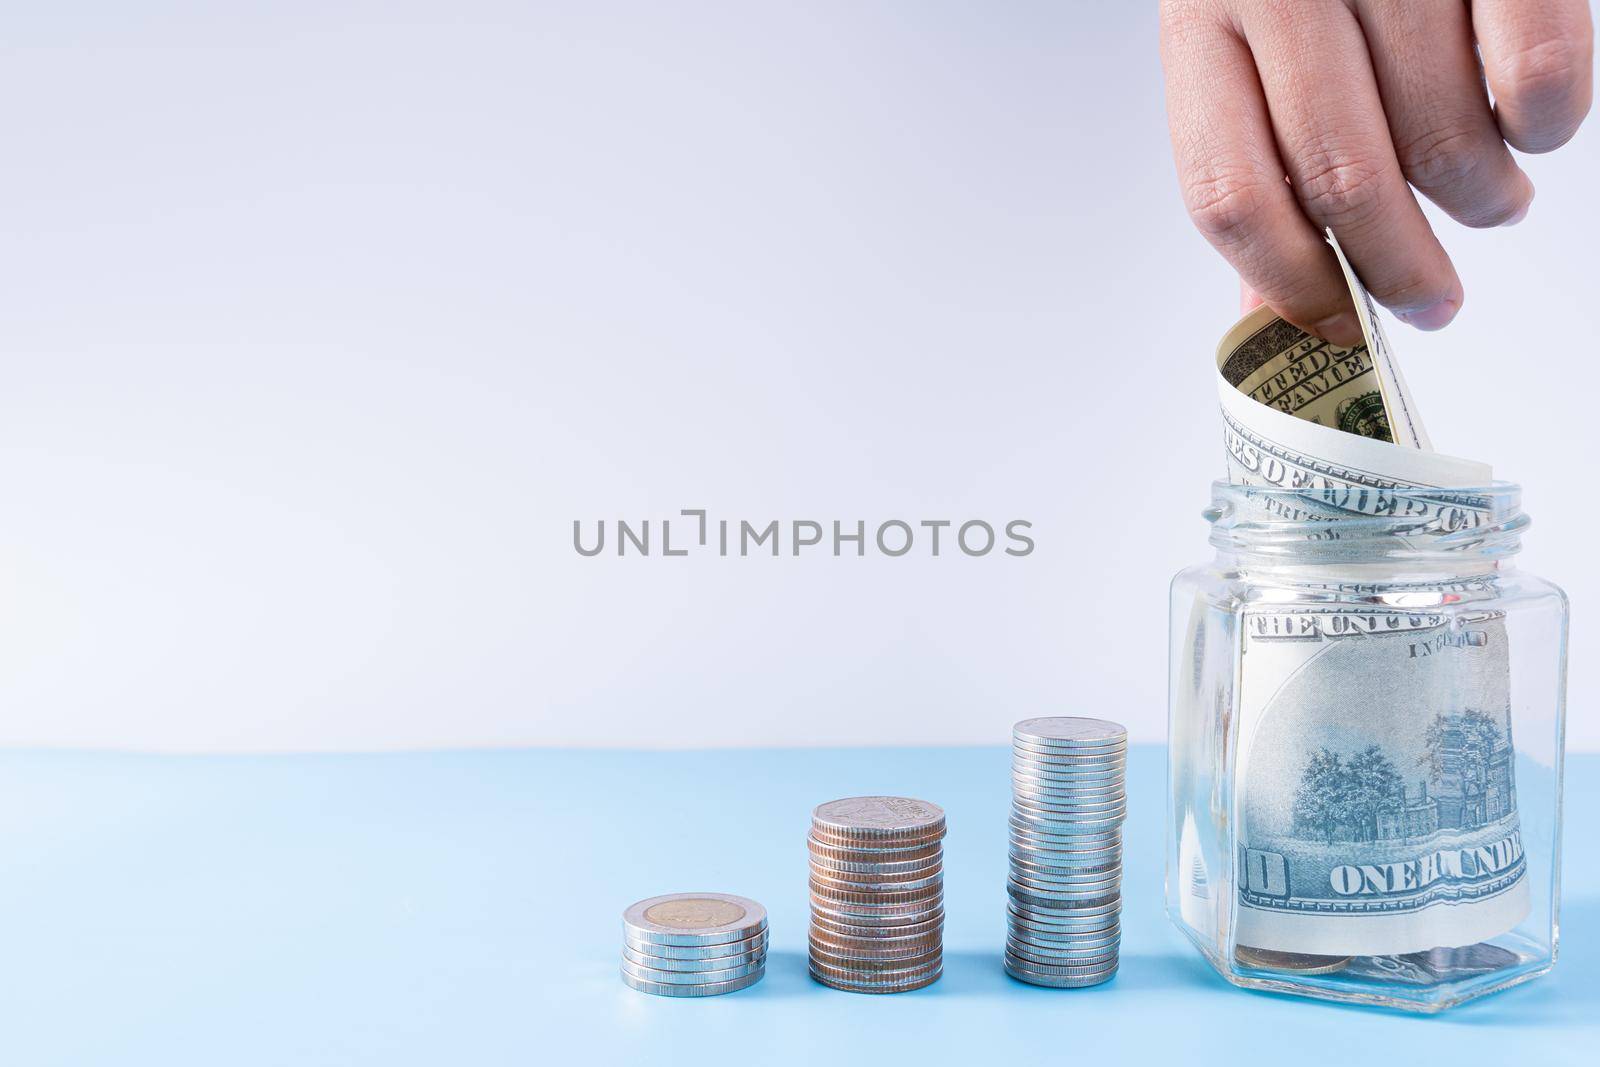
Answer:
[
  {"left": 1395, "top": 124, "right": 1483, "bottom": 193},
  {"left": 1495, "top": 35, "right": 1594, "bottom": 147},
  {"left": 1294, "top": 152, "right": 1386, "bottom": 224},
  {"left": 1182, "top": 169, "right": 1270, "bottom": 247},
  {"left": 1369, "top": 270, "right": 1452, "bottom": 313},
  {"left": 1393, "top": 124, "right": 1524, "bottom": 227}
]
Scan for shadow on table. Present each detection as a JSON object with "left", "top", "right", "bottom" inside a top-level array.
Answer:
[{"left": 747, "top": 949, "right": 1217, "bottom": 1000}]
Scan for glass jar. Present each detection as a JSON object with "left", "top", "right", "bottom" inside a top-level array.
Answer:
[{"left": 1166, "top": 482, "right": 1568, "bottom": 1012}]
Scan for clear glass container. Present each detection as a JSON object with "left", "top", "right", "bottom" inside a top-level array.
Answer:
[{"left": 1167, "top": 482, "right": 1568, "bottom": 1012}]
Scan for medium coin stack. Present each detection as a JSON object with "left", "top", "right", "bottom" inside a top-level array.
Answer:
[
  {"left": 808, "top": 796, "right": 946, "bottom": 993},
  {"left": 1006, "top": 717, "right": 1127, "bottom": 988},
  {"left": 621, "top": 892, "right": 769, "bottom": 997}
]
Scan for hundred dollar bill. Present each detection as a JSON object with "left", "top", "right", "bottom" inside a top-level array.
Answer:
[{"left": 1201, "top": 231, "right": 1527, "bottom": 958}]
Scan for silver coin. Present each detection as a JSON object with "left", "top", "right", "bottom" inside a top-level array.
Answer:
[
  {"left": 810, "top": 909, "right": 945, "bottom": 937},
  {"left": 809, "top": 965, "right": 942, "bottom": 994},
  {"left": 1008, "top": 867, "right": 1122, "bottom": 889},
  {"left": 806, "top": 834, "right": 945, "bottom": 859},
  {"left": 1007, "top": 900, "right": 1122, "bottom": 923},
  {"left": 1008, "top": 843, "right": 1122, "bottom": 866},
  {"left": 1010, "top": 801, "right": 1126, "bottom": 817},
  {"left": 809, "top": 928, "right": 944, "bottom": 959},
  {"left": 1007, "top": 898, "right": 1122, "bottom": 921},
  {"left": 623, "top": 931, "right": 769, "bottom": 961},
  {"left": 1008, "top": 884, "right": 1120, "bottom": 909},
  {"left": 622, "top": 942, "right": 767, "bottom": 972},
  {"left": 809, "top": 945, "right": 942, "bottom": 967},
  {"left": 1012, "top": 717, "right": 1127, "bottom": 746},
  {"left": 809, "top": 955, "right": 943, "bottom": 982},
  {"left": 808, "top": 866, "right": 945, "bottom": 893},
  {"left": 620, "top": 956, "right": 766, "bottom": 986},
  {"left": 1009, "top": 817, "right": 1124, "bottom": 839},
  {"left": 622, "top": 965, "right": 766, "bottom": 997},
  {"left": 1010, "top": 749, "right": 1127, "bottom": 770},
  {"left": 1009, "top": 846, "right": 1121, "bottom": 867},
  {"left": 1007, "top": 896, "right": 1121, "bottom": 921},
  {"left": 1002, "top": 950, "right": 1120, "bottom": 976},
  {"left": 1010, "top": 740, "right": 1127, "bottom": 761},
  {"left": 1009, "top": 794, "right": 1125, "bottom": 814},
  {"left": 1010, "top": 799, "right": 1129, "bottom": 821},
  {"left": 1004, "top": 958, "right": 1117, "bottom": 988},
  {"left": 1007, "top": 865, "right": 1121, "bottom": 889},
  {"left": 1010, "top": 766, "right": 1127, "bottom": 786},
  {"left": 1012, "top": 756, "right": 1125, "bottom": 773},
  {"left": 1004, "top": 921, "right": 1120, "bottom": 940},
  {"left": 811, "top": 797, "right": 946, "bottom": 840},
  {"left": 1008, "top": 846, "right": 1121, "bottom": 869},
  {"left": 1004, "top": 934, "right": 1120, "bottom": 959},
  {"left": 808, "top": 880, "right": 944, "bottom": 906},
  {"left": 1011, "top": 780, "right": 1126, "bottom": 797},
  {"left": 806, "top": 847, "right": 944, "bottom": 876},
  {"left": 1004, "top": 953, "right": 1120, "bottom": 979},
  {"left": 1009, "top": 826, "right": 1123, "bottom": 846},
  {"left": 809, "top": 951, "right": 943, "bottom": 976},
  {"left": 1007, "top": 921, "right": 1121, "bottom": 947},
  {"left": 1008, "top": 812, "right": 1123, "bottom": 834},
  {"left": 1003, "top": 959, "right": 1120, "bottom": 985},
  {"left": 809, "top": 898, "right": 945, "bottom": 926},
  {"left": 623, "top": 893, "right": 768, "bottom": 946},
  {"left": 806, "top": 857, "right": 940, "bottom": 870},
  {"left": 1010, "top": 779, "right": 1127, "bottom": 801},
  {"left": 1010, "top": 788, "right": 1127, "bottom": 809},
  {"left": 1011, "top": 743, "right": 1127, "bottom": 761},
  {"left": 809, "top": 941, "right": 942, "bottom": 969},
  {"left": 1007, "top": 833, "right": 1123, "bottom": 856},
  {"left": 1011, "top": 777, "right": 1126, "bottom": 793},
  {"left": 1008, "top": 876, "right": 1122, "bottom": 900}
]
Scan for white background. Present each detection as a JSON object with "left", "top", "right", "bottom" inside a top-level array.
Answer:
[{"left": 2, "top": 2, "right": 1594, "bottom": 752}]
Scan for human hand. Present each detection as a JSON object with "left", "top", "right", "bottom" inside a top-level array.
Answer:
[{"left": 1160, "top": 0, "right": 1593, "bottom": 343}]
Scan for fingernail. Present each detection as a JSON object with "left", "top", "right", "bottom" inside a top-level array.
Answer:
[
  {"left": 1503, "top": 176, "right": 1535, "bottom": 226},
  {"left": 1396, "top": 298, "right": 1460, "bottom": 331},
  {"left": 1311, "top": 309, "right": 1363, "bottom": 346},
  {"left": 1240, "top": 279, "right": 1264, "bottom": 313}
]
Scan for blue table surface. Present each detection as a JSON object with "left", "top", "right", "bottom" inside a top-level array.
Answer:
[{"left": 2, "top": 744, "right": 1596, "bottom": 1066}]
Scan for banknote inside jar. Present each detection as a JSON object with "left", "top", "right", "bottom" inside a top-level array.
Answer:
[{"left": 1204, "top": 232, "right": 1525, "bottom": 980}]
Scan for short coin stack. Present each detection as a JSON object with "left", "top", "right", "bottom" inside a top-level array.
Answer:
[
  {"left": 621, "top": 892, "right": 769, "bottom": 996},
  {"left": 808, "top": 796, "right": 946, "bottom": 993},
  {"left": 1005, "top": 717, "right": 1127, "bottom": 988}
]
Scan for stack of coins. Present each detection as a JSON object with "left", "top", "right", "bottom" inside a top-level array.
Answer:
[
  {"left": 1005, "top": 717, "right": 1126, "bottom": 988},
  {"left": 808, "top": 796, "right": 946, "bottom": 993},
  {"left": 621, "top": 892, "right": 769, "bottom": 997}
]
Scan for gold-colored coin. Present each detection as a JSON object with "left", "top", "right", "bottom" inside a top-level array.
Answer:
[{"left": 1234, "top": 945, "right": 1353, "bottom": 975}]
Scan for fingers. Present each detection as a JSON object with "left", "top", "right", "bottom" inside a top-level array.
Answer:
[
  {"left": 1241, "top": 0, "right": 1462, "bottom": 330},
  {"left": 1355, "top": 0, "right": 1534, "bottom": 228},
  {"left": 1474, "top": 0, "right": 1594, "bottom": 153},
  {"left": 1161, "top": 3, "right": 1362, "bottom": 343}
]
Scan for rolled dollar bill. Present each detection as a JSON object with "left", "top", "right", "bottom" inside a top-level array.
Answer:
[{"left": 1211, "top": 232, "right": 1527, "bottom": 958}]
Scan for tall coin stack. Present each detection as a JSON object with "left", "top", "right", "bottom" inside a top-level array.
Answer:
[
  {"left": 1005, "top": 717, "right": 1127, "bottom": 988},
  {"left": 621, "top": 892, "right": 769, "bottom": 997},
  {"left": 808, "top": 796, "right": 946, "bottom": 993}
]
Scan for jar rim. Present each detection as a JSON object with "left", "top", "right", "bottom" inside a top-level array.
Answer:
[{"left": 1205, "top": 480, "right": 1526, "bottom": 565}]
